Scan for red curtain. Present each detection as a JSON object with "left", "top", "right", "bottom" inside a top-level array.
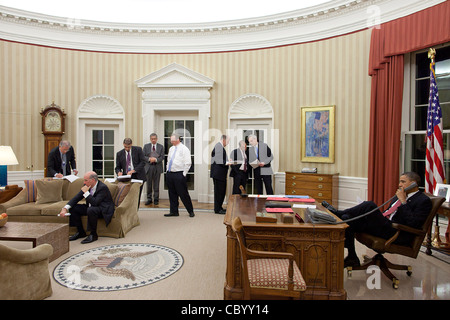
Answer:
[{"left": 368, "top": 1, "right": 450, "bottom": 204}]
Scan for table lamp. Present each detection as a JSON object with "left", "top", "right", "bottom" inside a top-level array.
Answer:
[{"left": 0, "top": 146, "right": 19, "bottom": 187}]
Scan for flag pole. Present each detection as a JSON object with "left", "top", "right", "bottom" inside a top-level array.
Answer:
[{"left": 427, "top": 48, "right": 445, "bottom": 249}]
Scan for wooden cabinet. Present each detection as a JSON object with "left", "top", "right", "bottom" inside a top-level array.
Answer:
[{"left": 285, "top": 172, "right": 339, "bottom": 207}]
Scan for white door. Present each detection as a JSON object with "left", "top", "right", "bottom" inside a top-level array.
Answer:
[
  {"left": 156, "top": 112, "right": 199, "bottom": 200},
  {"left": 85, "top": 124, "right": 121, "bottom": 178}
]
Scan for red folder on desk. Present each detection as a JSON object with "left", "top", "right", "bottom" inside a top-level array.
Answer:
[
  {"left": 265, "top": 207, "right": 294, "bottom": 213},
  {"left": 266, "top": 197, "right": 290, "bottom": 201}
]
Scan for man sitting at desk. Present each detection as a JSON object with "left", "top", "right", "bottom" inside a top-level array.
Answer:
[{"left": 323, "top": 172, "right": 432, "bottom": 268}]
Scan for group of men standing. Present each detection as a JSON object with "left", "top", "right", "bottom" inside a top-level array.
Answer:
[
  {"left": 211, "top": 134, "right": 274, "bottom": 214},
  {"left": 49, "top": 133, "right": 273, "bottom": 243}
]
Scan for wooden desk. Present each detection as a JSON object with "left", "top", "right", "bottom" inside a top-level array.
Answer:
[{"left": 223, "top": 195, "right": 348, "bottom": 300}]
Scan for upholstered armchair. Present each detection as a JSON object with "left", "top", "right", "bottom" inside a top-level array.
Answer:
[
  {"left": 232, "top": 217, "right": 306, "bottom": 299},
  {"left": 0, "top": 243, "right": 53, "bottom": 299}
]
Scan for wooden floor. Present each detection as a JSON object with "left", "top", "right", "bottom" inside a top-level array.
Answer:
[{"left": 140, "top": 199, "right": 215, "bottom": 211}]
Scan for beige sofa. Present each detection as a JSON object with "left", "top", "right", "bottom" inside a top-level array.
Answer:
[
  {"left": 0, "top": 243, "right": 53, "bottom": 300},
  {"left": 0, "top": 178, "right": 141, "bottom": 238}
]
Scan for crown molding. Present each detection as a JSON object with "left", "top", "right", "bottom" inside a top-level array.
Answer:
[{"left": 0, "top": 0, "right": 446, "bottom": 53}]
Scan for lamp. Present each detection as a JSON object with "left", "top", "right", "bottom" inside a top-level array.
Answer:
[{"left": 0, "top": 146, "right": 19, "bottom": 187}]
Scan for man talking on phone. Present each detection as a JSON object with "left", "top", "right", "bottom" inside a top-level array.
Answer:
[
  {"left": 59, "top": 171, "right": 115, "bottom": 244},
  {"left": 322, "top": 172, "right": 432, "bottom": 268}
]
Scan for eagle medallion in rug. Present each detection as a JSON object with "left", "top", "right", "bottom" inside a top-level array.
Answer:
[{"left": 53, "top": 243, "right": 183, "bottom": 292}]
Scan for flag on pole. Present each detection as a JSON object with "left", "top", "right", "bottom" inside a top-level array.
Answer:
[{"left": 425, "top": 49, "right": 445, "bottom": 193}]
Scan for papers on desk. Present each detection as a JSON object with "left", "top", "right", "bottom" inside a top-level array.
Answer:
[
  {"left": 117, "top": 175, "right": 132, "bottom": 180},
  {"left": 293, "top": 203, "right": 317, "bottom": 209}
]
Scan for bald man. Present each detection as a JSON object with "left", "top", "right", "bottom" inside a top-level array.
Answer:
[{"left": 59, "top": 171, "right": 115, "bottom": 244}]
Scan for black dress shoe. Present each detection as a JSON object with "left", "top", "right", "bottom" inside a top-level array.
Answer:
[
  {"left": 81, "top": 234, "right": 98, "bottom": 244},
  {"left": 321, "top": 201, "right": 338, "bottom": 214},
  {"left": 344, "top": 256, "right": 361, "bottom": 268},
  {"left": 145, "top": 200, "right": 153, "bottom": 205},
  {"left": 69, "top": 232, "right": 86, "bottom": 241},
  {"left": 153, "top": 200, "right": 159, "bottom": 205},
  {"left": 164, "top": 212, "right": 179, "bottom": 217},
  {"left": 215, "top": 209, "right": 226, "bottom": 214},
  {"left": 189, "top": 212, "right": 195, "bottom": 218}
]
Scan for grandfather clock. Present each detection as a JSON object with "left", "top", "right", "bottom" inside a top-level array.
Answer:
[{"left": 40, "top": 102, "right": 66, "bottom": 177}]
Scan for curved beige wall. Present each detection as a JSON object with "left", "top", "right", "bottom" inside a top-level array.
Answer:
[{"left": 0, "top": 28, "right": 372, "bottom": 177}]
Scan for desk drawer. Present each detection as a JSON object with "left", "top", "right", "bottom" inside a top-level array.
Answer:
[
  {"left": 285, "top": 187, "right": 331, "bottom": 200},
  {"left": 286, "top": 181, "right": 332, "bottom": 191}
]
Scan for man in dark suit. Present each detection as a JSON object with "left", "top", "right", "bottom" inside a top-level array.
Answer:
[
  {"left": 59, "top": 171, "right": 115, "bottom": 244},
  {"left": 115, "top": 138, "right": 146, "bottom": 208},
  {"left": 324, "top": 172, "right": 432, "bottom": 268},
  {"left": 230, "top": 140, "right": 248, "bottom": 194},
  {"left": 143, "top": 133, "right": 164, "bottom": 206},
  {"left": 47, "top": 140, "right": 78, "bottom": 178},
  {"left": 247, "top": 134, "right": 274, "bottom": 195},
  {"left": 210, "top": 135, "right": 230, "bottom": 214}
]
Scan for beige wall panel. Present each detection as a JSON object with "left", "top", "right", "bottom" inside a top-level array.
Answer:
[{"left": 0, "top": 28, "right": 371, "bottom": 178}]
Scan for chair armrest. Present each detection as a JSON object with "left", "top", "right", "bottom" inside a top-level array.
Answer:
[
  {"left": 246, "top": 248, "right": 294, "bottom": 260},
  {"left": 0, "top": 189, "right": 28, "bottom": 212},
  {"left": 391, "top": 223, "right": 425, "bottom": 236},
  {"left": 0, "top": 243, "right": 53, "bottom": 264}
]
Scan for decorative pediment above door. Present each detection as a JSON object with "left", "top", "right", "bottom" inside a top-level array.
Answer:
[{"left": 135, "top": 63, "right": 214, "bottom": 100}]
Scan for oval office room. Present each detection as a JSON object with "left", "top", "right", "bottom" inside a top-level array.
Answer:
[{"left": 0, "top": 0, "right": 450, "bottom": 305}]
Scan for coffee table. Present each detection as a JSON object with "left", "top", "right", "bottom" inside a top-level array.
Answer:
[{"left": 0, "top": 222, "right": 69, "bottom": 262}]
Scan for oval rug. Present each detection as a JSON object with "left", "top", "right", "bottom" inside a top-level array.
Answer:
[{"left": 53, "top": 243, "right": 183, "bottom": 292}]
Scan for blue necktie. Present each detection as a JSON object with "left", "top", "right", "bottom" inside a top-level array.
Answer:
[{"left": 168, "top": 147, "right": 177, "bottom": 172}]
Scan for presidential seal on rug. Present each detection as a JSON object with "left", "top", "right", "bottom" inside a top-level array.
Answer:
[{"left": 53, "top": 243, "right": 183, "bottom": 292}]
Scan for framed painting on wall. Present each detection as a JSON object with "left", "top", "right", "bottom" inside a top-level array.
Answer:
[{"left": 301, "top": 105, "right": 335, "bottom": 163}]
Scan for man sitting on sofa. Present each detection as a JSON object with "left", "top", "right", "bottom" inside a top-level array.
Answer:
[{"left": 59, "top": 171, "right": 115, "bottom": 244}]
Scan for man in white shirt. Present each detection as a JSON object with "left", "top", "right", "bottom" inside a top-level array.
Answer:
[{"left": 165, "top": 133, "right": 194, "bottom": 217}]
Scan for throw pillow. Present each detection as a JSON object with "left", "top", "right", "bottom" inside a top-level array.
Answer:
[
  {"left": 114, "top": 182, "right": 131, "bottom": 207},
  {"left": 24, "top": 178, "right": 54, "bottom": 202},
  {"left": 35, "top": 179, "right": 64, "bottom": 204}
]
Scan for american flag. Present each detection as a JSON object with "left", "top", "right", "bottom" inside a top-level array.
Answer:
[{"left": 425, "top": 57, "right": 445, "bottom": 193}]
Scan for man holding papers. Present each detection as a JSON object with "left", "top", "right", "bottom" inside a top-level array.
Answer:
[
  {"left": 247, "top": 134, "right": 273, "bottom": 195},
  {"left": 115, "top": 138, "right": 146, "bottom": 208}
]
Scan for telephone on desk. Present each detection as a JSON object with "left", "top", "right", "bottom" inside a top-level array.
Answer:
[{"left": 307, "top": 208, "right": 337, "bottom": 224}]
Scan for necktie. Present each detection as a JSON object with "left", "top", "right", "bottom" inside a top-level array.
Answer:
[
  {"left": 167, "top": 147, "right": 177, "bottom": 172},
  {"left": 152, "top": 145, "right": 155, "bottom": 152},
  {"left": 255, "top": 146, "right": 259, "bottom": 160},
  {"left": 243, "top": 151, "right": 247, "bottom": 172},
  {"left": 62, "top": 153, "right": 67, "bottom": 176},
  {"left": 89, "top": 188, "right": 94, "bottom": 196},
  {"left": 126, "top": 151, "right": 131, "bottom": 172},
  {"left": 383, "top": 200, "right": 401, "bottom": 218}
]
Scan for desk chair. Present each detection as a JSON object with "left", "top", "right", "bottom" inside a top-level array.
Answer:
[
  {"left": 347, "top": 193, "right": 445, "bottom": 289},
  {"left": 231, "top": 217, "right": 306, "bottom": 299}
]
